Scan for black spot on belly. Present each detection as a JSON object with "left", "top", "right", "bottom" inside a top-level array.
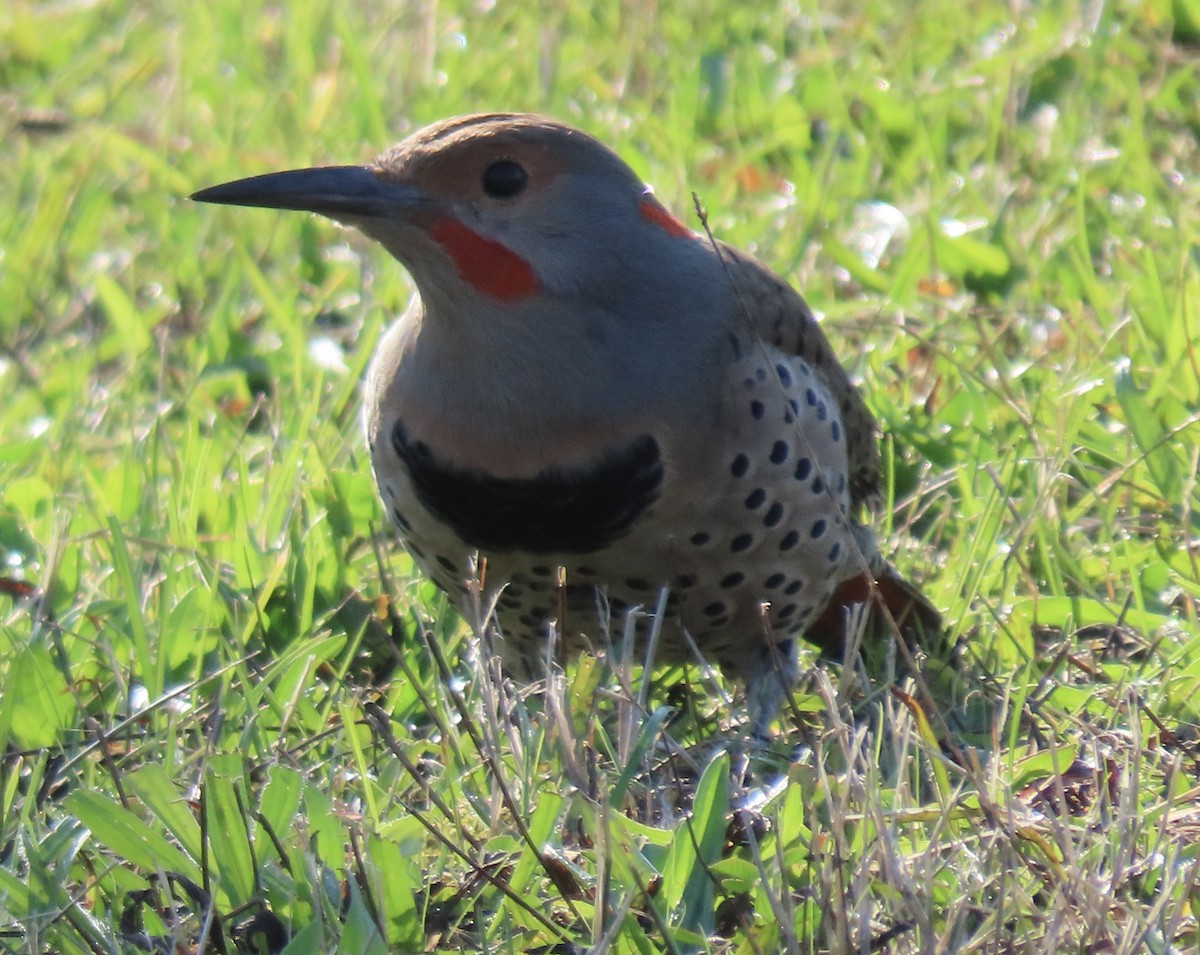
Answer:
[
  {"left": 391, "top": 422, "right": 662, "bottom": 554},
  {"left": 763, "top": 503, "right": 784, "bottom": 527}
]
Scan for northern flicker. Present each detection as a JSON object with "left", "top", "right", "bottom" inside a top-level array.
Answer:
[{"left": 193, "top": 113, "right": 939, "bottom": 726}]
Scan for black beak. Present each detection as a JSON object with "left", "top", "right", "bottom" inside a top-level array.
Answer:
[{"left": 191, "top": 165, "right": 422, "bottom": 219}]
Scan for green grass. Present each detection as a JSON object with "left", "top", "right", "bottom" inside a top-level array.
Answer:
[{"left": 2, "top": 0, "right": 1199, "bottom": 951}]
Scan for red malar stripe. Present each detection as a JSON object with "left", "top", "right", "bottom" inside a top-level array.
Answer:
[{"left": 431, "top": 218, "right": 539, "bottom": 300}]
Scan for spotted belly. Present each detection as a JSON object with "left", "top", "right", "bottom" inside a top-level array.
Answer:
[{"left": 370, "top": 350, "right": 856, "bottom": 682}]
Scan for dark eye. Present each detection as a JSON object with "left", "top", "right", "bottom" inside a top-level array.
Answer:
[{"left": 482, "top": 160, "right": 527, "bottom": 199}]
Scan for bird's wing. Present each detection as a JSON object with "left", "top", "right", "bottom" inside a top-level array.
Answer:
[{"left": 716, "top": 242, "right": 882, "bottom": 513}]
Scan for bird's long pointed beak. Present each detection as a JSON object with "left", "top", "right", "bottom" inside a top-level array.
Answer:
[{"left": 191, "top": 165, "right": 422, "bottom": 220}]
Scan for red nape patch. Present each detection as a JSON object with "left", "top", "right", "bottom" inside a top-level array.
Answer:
[
  {"left": 638, "top": 198, "right": 693, "bottom": 239},
  {"left": 430, "top": 219, "right": 539, "bottom": 300}
]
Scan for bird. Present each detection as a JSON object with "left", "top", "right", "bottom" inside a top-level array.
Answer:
[{"left": 192, "top": 112, "right": 940, "bottom": 729}]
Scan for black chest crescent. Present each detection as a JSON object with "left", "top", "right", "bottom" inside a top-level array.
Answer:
[{"left": 390, "top": 421, "right": 663, "bottom": 554}]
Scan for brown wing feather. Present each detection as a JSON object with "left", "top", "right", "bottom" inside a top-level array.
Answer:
[{"left": 717, "top": 242, "right": 882, "bottom": 512}]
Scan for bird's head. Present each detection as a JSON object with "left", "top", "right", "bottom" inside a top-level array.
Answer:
[{"left": 192, "top": 113, "right": 709, "bottom": 320}]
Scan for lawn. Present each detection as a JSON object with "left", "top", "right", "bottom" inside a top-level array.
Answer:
[{"left": 2, "top": 0, "right": 1198, "bottom": 952}]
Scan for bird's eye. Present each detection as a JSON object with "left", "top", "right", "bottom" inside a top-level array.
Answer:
[{"left": 481, "top": 160, "right": 527, "bottom": 199}]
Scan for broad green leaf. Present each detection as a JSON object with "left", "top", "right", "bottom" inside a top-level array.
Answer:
[
  {"left": 65, "top": 790, "right": 200, "bottom": 881},
  {"left": 662, "top": 751, "right": 729, "bottom": 936},
  {"left": 126, "top": 765, "right": 202, "bottom": 864},
  {"left": 204, "top": 770, "right": 257, "bottom": 906},
  {"left": 0, "top": 644, "right": 74, "bottom": 749}
]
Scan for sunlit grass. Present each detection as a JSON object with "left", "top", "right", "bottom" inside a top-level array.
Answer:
[{"left": 1, "top": 1, "right": 1198, "bottom": 952}]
